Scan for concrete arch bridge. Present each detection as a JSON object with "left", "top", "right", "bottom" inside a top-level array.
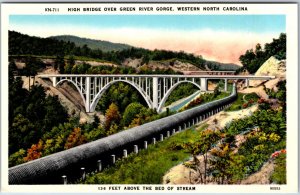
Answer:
[{"left": 38, "top": 74, "right": 274, "bottom": 113}]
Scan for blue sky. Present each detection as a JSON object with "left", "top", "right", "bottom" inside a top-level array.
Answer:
[
  {"left": 10, "top": 15, "right": 285, "bottom": 33},
  {"left": 9, "top": 15, "right": 285, "bottom": 64}
]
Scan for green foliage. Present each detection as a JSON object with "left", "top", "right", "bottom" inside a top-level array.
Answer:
[
  {"left": 225, "top": 93, "right": 259, "bottom": 111},
  {"left": 96, "top": 82, "right": 146, "bottom": 113},
  {"left": 270, "top": 153, "right": 286, "bottom": 184},
  {"left": 239, "top": 33, "right": 286, "bottom": 73},
  {"left": 9, "top": 77, "right": 69, "bottom": 155},
  {"left": 9, "top": 119, "right": 107, "bottom": 167},
  {"left": 205, "top": 60, "right": 240, "bottom": 71},
  {"left": 122, "top": 103, "right": 145, "bottom": 127},
  {"left": 181, "top": 91, "right": 229, "bottom": 111},
  {"left": 244, "top": 93, "right": 259, "bottom": 101},
  {"left": 80, "top": 128, "right": 207, "bottom": 184},
  {"left": 10, "top": 114, "right": 35, "bottom": 153},
  {"left": 8, "top": 149, "right": 26, "bottom": 167},
  {"left": 210, "top": 143, "right": 235, "bottom": 184},
  {"left": 69, "top": 62, "right": 91, "bottom": 74},
  {"left": 225, "top": 107, "right": 286, "bottom": 177},
  {"left": 165, "top": 83, "right": 198, "bottom": 106},
  {"left": 51, "top": 35, "right": 131, "bottom": 52},
  {"left": 9, "top": 31, "right": 76, "bottom": 56},
  {"left": 266, "top": 80, "right": 286, "bottom": 102},
  {"left": 182, "top": 129, "right": 221, "bottom": 183},
  {"left": 54, "top": 55, "right": 65, "bottom": 73},
  {"left": 213, "top": 86, "right": 221, "bottom": 97}
]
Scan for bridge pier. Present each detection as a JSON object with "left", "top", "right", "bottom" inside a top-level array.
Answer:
[
  {"left": 152, "top": 77, "right": 159, "bottom": 110},
  {"left": 200, "top": 78, "right": 207, "bottom": 91},
  {"left": 52, "top": 77, "right": 57, "bottom": 87},
  {"left": 85, "top": 77, "right": 91, "bottom": 112},
  {"left": 224, "top": 79, "right": 228, "bottom": 91},
  {"left": 245, "top": 79, "right": 249, "bottom": 88}
]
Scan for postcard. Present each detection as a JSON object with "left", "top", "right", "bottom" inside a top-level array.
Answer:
[{"left": 0, "top": 2, "right": 298, "bottom": 193}]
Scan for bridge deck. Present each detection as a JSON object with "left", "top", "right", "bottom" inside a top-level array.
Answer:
[{"left": 38, "top": 74, "right": 275, "bottom": 80}]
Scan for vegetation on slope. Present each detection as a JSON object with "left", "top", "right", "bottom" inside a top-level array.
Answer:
[
  {"left": 180, "top": 88, "right": 229, "bottom": 111},
  {"left": 165, "top": 83, "right": 199, "bottom": 106},
  {"left": 225, "top": 92, "right": 259, "bottom": 111},
  {"left": 50, "top": 35, "right": 132, "bottom": 52},
  {"left": 9, "top": 31, "right": 239, "bottom": 70},
  {"left": 78, "top": 100, "right": 286, "bottom": 184},
  {"left": 9, "top": 62, "right": 68, "bottom": 155},
  {"left": 237, "top": 33, "right": 286, "bottom": 74},
  {"left": 80, "top": 125, "right": 208, "bottom": 184},
  {"left": 270, "top": 152, "right": 286, "bottom": 184}
]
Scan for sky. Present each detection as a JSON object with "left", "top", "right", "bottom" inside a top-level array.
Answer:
[{"left": 9, "top": 15, "right": 285, "bottom": 64}]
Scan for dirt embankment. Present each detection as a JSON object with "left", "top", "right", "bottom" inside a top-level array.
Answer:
[
  {"left": 239, "top": 56, "right": 286, "bottom": 99},
  {"left": 122, "top": 58, "right": 202, "bottom": 72},
  {"left": 21, "top": 67, "right": 100, "bottom": 123}
]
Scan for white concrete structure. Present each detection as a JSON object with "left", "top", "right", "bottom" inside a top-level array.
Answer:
[{"left": 38, "top": 74, "right": 274, "bottom": 113}]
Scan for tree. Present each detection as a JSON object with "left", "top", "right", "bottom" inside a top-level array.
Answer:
[
  {"left": 43, "top": 139, "right": 55, "bottom": 156},
  {"left": 209, "top": 142, "right": 233, "bottom": 184},
  {"left": 97, "top": 82, "right": 146, "bottom": 113},
  {"left": 104, "top": 103, "right": 121, "bottom": 131},
  {"left": 68, "top": 55, "right": 75, "bottom": 66},
  {"left": 64, "top": 127, "right": 86, "bottom": 149},
  {"left": 43, "top": 95, "right": 68, "bottom": 131},
  {"left": 239, "top": 33, "right": 286, "bottom": 73},
  {"left": 182, "top": 129, "right": 220, "bottom": 184},
  {"left": 213, "top": 86, "right": 221, "bottom": 97},
  {"left": 54, "top": 55, "right": 65, "bottom": 73},
  {"left": 24, "top": 139, "right": 44, "bottom": 162},
  {"left": 239, "top": 49, "right": 257, "bottom": 73},
  {"left": 9, "top": 148, "right": 26, "bottom": 167},
  {"left": 92, "top": 114, "right": 100, "bottom": 128},
  {"left": 122, "top": 103, "right": 145, "bottom": 127},
  {"left": 22, "top": 57, "right": 44, "bottom": 89},
  {"left": 9, "top": 114, "right": 35, "bottom": 154},
  {"left": 9, "top": 61, "right": 18, "bottom": 83}
]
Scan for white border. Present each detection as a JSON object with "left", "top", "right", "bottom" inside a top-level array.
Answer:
[{"left": 0, "top": 3, "right": 298, "bottom": 193}]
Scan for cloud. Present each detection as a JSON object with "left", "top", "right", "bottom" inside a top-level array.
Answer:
[{"left": 9, "top": 25, "right": 280, "bottom": 65}]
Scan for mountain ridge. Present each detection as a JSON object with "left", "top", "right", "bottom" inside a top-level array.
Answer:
[{"left": 49, "top": 35, "right": 132, "bottom": 52}]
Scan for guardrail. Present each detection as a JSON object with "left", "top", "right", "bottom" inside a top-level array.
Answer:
[{"left": 9, "top": 84, "right": 237, "bottom": 184}]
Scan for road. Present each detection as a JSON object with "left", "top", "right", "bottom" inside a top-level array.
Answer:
[{"left": 163, "top": 90, "right": 201, "bottom": 112}]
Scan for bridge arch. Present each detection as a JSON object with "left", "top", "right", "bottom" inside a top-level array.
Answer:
[
  {"left": 157, "top": 80, "right": 202, "bottom": 113},
  {"left": 89, "top": 79, "right": 153, "bottom": 112},
  {"left": 56, "top": 79, "right": 86, "bottom": 105}
]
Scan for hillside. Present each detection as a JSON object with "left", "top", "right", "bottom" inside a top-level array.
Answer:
[
  {"left": 50, "top": 35, "right": 132, "bottom": 52},
  {"left": 246, "top": 56, "right": 286, "bottom": 92},
  {"left": 162, "top": 56, "right": 286, "bottom": 185},
  {"left": 205, "top": 60, "right": 240, "bottom": 71},
  {"left": 9, "top": 31, "right": 239, "bottom": 71}
]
